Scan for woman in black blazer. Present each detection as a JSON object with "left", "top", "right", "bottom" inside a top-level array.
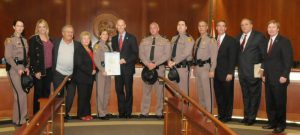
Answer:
[
  {"left": 29, "top": 19, "right": 54, "bottom": 114},
  {"left": 74, "top": 31, "right": 96, "bottom": 121}
]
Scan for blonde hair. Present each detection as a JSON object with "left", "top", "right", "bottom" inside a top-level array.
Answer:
[
  {"left": 35, "top": 19, "right": 49, "bottom": 37},
  {"left": 267, "top": 19, "right": 280, "bottom": 28},
  {"left": 80, "top": 31, "right": 92, "bottom": 41}
]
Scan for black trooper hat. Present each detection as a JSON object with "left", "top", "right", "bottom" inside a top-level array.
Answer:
[
  {"left": 168, "top": 67, "right": 180, "bottom": 83},
  {"left": 141, "top": 67, "right": 158, "bottom": 85}
]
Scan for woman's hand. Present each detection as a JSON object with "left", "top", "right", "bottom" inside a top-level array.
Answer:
[{"left": 92, "top": 70, "right": 96, "bottom": 75}]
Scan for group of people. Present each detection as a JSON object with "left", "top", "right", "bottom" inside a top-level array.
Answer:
[{"left": 5, "top": 18, "right": 293, "bottom": 134}]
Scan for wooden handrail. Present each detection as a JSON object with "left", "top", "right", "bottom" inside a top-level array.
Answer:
[
  {"left": 13, "top": 76, "right": 70, "bottom": 135},
  {"left": 159, "top": 76, "right": 236, "bottom": 135}
]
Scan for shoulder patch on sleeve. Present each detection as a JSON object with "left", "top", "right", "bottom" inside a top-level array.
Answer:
[{"left": 4, "top": 38, "right": 12, "bottom": 45}]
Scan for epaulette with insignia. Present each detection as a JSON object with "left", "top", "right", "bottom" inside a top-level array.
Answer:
[
  {"left": 208, "top": 35, "right": 214, "bottom": 38},
  {"left": 187, "top": 37, "right": 193, "bottom": 42},
  {"left": 93, "top": 44, "right": 100, "bottom": 51}
]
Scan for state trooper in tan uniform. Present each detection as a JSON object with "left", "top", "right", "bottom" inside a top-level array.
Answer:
[
  {"left": 168, "top": 20, "right": 194, "bottom": 94},
  {"left": 94, "top": 29, "right": 112, "bottom": 120},
  {"left": 4, "top": 20, "right": 29, "bottom": 126},
  {"left": 139, "top": 22, "right": 171, "bottom": 118},
  {"left": 193, "top": 21, "right": 218, "bottom": 113}
]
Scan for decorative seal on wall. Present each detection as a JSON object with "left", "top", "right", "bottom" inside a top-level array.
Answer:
[{"left": 93, "top": 13, "right": 118, "bottom": 39}]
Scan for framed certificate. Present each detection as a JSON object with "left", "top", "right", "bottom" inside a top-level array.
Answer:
[{"left": 104, "top": 52, "right": 120, "bottom": 75}]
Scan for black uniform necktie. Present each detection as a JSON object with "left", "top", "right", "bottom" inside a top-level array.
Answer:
[
  {"left": 20, "top": 37, "right": 27, "bottom": 66},
  {"left": 194, "top": 38, "right": 201, "bottom": 61},
  {"left": 171, "top": 35, "right": 180, "bottom": 59},
  {"left": 149, "top": 37, "right": 156, "bottom": 61}
]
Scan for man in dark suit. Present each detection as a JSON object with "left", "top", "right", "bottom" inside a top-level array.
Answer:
[
  {"left": 214, "top": 20, "right": 238, "bottom": 123},
  {"left": 111, "top": 19, "right": 138, "bottom": 118},
  {"left": 237, "top": 18, "right": 266, "bottom": 125},
  {"left": 261, "top": 20, "right": 293, "bottom": 133},
  {"left": 52, "top": 25, "right": 80, "bottom": 120}
]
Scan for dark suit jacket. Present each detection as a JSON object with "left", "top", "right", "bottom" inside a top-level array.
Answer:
[
  {"left": 263, "top": 35, "right": 293, "bottom": 85},
  {"left": 215, "top": 34, "right": 239, "bottom": 81},
  {"left": 52, "top": 38, "right": 80, "bottom": 75},
  {"left": 29, "top": 35, "right": 54, "bottom": 75},
  {"left": 112, "top": 32, "right": 139, "bottom": 75},
  {"left": 236, "top": 30, "right": 266, "bottom": 78},
  {"left": 73, "top": 45, "right": 95, "bottom": 85}
]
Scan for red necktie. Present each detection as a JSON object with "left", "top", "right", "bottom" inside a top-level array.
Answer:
[
  {"left": 119, "top": 34, "right": 123, "bottom": 50},
  {"left": 267, "top": 38, "right": 273, "bottom": 55},
  {"left": 241, "top": 34, "right": 247, "bottom": 51},
  {"left": 217, "top": 36, "right": 221, "bottom": 49}
]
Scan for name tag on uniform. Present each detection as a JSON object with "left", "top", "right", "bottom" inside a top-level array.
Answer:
[{"left": 105, "top": 52, "right": 120, "bottom": 75}]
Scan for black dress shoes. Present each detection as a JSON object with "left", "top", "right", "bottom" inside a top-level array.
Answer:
[
  {"left": 240, "top": 118, "right": 248, "bottom": 123},
  {"left": 245, "top": 120, "right": 255, "bottom": 126},
  {"left": 99, "top": 116, "right": 110, "bottom": 120},
  {"left": 221, "top": 117, "right": 231, "bottom": 123},
  {"left": 105, "top": 113, "right": 113, "bottom": 118},
  {"left": 262, "top": 124, "right": 275, "bottom": 129},
  {"left": 156, "top": 115, "right": 164, "bottom": 120},
  {"left": 64, "top": 114, "right": 71, "bottom": 121},
  {"left": 118, "top": 114, "right": 126, "bottom": 118},
  {"left": 13, "top": 123, "right": 23, "bottom": 127},
  {"left": 126, "top": 115, "right": 132, "bottom": 119},
  {"left": 272, "top": 127, "right": 285, "bottom": 133},
  {"left": 139, "top": 114, "right": 148, "bottom": 118}
]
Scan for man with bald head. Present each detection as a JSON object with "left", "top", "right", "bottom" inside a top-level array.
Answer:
[
  {"left": 168, "top": 20, "right": 194, "bottom": 94},
  {"left": 139, "top": 22, "right": 171, "bottom": 119},
  {"left": 112, "top": 19, "right": 138, "bottom": 118},
  {"left": 237, "top": 18, "right": 266, "bottom": 125}
]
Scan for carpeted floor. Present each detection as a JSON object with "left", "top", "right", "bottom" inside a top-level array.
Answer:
[{"left": 1, "top": 119, "right": 300, "bottom": 135}]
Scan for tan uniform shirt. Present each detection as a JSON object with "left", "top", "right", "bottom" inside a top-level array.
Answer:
[
  {"left": 4, "top": 35, "right": 29, "bottom": 71},
  {"left": 170, "top": 34, "right": 194, "bottom": 63},
  {"left": 139, "top": 35, "right": 171, "bottom": 67},
  {"left": 94, "top": 40, "right": 112, "bottom": 72},
  {"left": 194, "top": 35, "right": 218, "bottom": 71}
]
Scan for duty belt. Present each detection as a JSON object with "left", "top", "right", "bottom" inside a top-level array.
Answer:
[
  {"left": 14, "top": 59, "right": 25, "bottom": 65},
  {"left": 195, "top": 58, "right": 211, "bottom": 67},
  {"left": 175, "top": 60, "right": 193, "bottom": 68}
]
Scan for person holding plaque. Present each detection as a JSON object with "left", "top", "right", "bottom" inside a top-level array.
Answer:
[
  {"left": 112, "top": 19, "right": 139, "bottom": 118},
  {"left": 94, "top": 29, "right": 112, "bottom": 120}
]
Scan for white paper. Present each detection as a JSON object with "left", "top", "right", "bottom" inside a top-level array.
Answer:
[
  {"left": 254, "top": 63, "right": 262, "bottom": 78},
  {"left": 105, "top": 52, "right": 120, "bottom": 75}
]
